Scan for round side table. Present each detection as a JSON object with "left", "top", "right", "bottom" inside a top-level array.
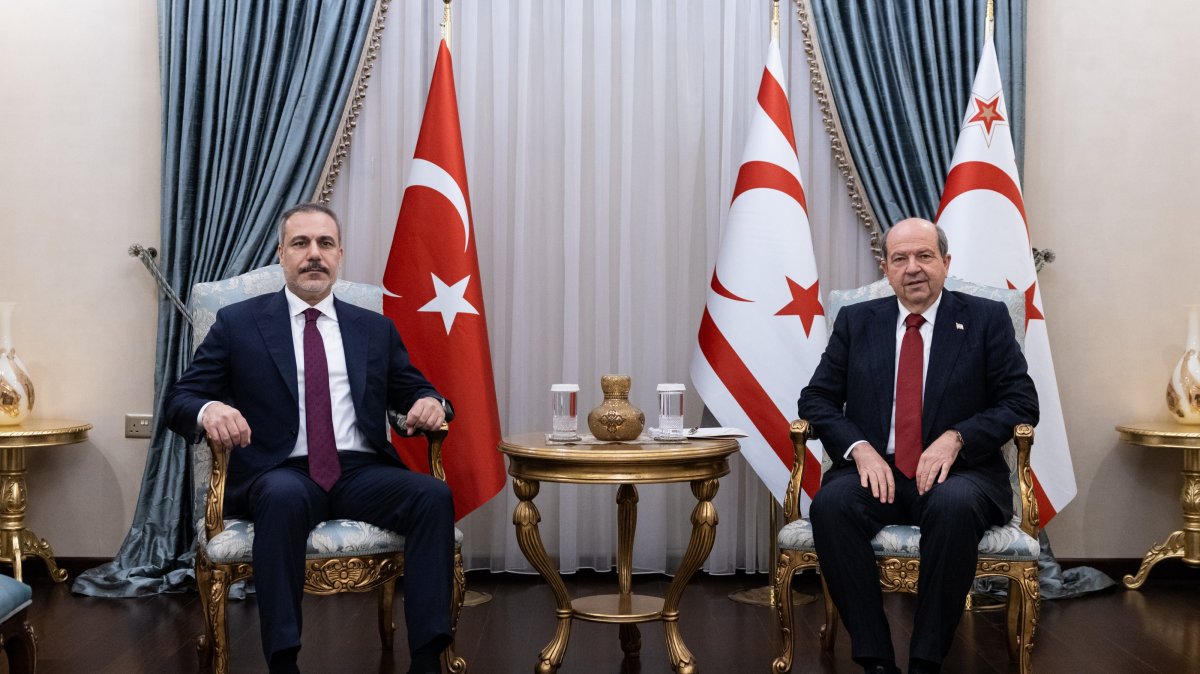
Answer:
[
  {"left": 499, "top": 433, "right": 739, "bottom": 674},
  {"left": 1116, "top": 421, "right": 1200, "bottom": 589},
  {"left": 0, "top": 418, "right": 91, "bottom": 582}
]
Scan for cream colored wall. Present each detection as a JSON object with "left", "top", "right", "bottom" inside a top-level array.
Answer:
[
  {"left": 1026, "top": 2, "right": 1200, "bottom": 558},
  {"left": 0, "top": 1, "right": 1194, "bottom": 561},
  {"left": 0, "top": 3, "right": 160, "bottom": 556}
]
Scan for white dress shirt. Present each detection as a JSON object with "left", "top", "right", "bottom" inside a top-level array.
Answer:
[{"left": 844, "top": 292, "right": 942, "bottom": 459}]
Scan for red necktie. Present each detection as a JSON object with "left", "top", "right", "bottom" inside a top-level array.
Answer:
[
  {"left": 303, "top": 308, "right": 340, "bottom": 491},
  {"left": 894, "top": 313, "right": 926, "bottom": 479}
]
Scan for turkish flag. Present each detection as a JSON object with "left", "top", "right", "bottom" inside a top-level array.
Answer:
[
  {"left": 689, "top": 38, "right": 826, "bottom": 510},
  {"left": 935, "top": 34, "right": 1076, "bottom": 523},
  {"left": 383, "top": 40, "right": 504, "bottom": 520}
]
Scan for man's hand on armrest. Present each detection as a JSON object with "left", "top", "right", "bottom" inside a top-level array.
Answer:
[
  {"left": 403, "top": 397, "right": 447, "bottom": 435},
  {"left": 201, "top": 401, "right": 251, "bottom": 451}
]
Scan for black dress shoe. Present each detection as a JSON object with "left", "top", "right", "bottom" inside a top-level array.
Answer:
[{"left": 863, "top": 663, "right": 901, "bottom": 674}]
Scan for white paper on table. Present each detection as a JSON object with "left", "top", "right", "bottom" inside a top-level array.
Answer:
[{"left": 687, "top": 427, "right": 748, "bottom": 438}]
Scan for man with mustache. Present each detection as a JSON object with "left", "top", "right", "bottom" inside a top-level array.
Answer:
[
  {"left": 165, "top": 203, "right": 454, "bottom": 674},
  {"left": 798, "top": 218, "right": 1038, "bottom": 674}
]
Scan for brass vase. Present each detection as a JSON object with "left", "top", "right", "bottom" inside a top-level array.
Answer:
[{"left": 587, "top": 374, "right": 645, "bottom": 441}]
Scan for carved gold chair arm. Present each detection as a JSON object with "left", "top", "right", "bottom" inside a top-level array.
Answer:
[
  {"left": 425, "top": 424, "right": 450, "bottom": 483},
  {"left": 203, "top": 437, "right": 229, "bottom": 542},
  {"left": 1013, "top": 423, "right": 1038, "bottom": 537},
  {"left": 784, "top": 420, "right": 811, "bottom": 524}
]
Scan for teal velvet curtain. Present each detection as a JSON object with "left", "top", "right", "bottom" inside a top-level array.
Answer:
[
  {"left": 809, "top": 0, "right": 1025, "bottom": 230},
  {"left": 73, "top": 0, "right": 376, "bottom": 597}
]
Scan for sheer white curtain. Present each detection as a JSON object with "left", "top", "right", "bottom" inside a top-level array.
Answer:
[{"left": 330, "top": 0, "right": 876, "bottom": 574}]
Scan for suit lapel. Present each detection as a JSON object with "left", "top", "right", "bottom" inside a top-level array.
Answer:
[
  {"left": 869, "top": 299, "right": 899, "bottom": 444},
  {"left": 256, "top": 290, "right": 299, "bottom": 405},
  {"left": 335, "top": 297, "right": 369, "bottom": 414},
  {"left": 923, "top": 290, "right": 967, "bottom": 441}
]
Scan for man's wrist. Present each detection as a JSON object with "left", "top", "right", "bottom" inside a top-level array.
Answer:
[{"left": 948, "top": 429, "right": 964, "bottom": 451}]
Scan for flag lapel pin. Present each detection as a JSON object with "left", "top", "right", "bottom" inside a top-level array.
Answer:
[{"left": 956, "top": 322, "right": 965, "bottom": 330}]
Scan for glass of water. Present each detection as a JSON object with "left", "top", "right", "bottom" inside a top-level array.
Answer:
[
  {"left": 550, "top": 384, "right": 580, "bottom": 440},
  {"left": 656, "top": 383, "right": 686, "bottom": 440}
]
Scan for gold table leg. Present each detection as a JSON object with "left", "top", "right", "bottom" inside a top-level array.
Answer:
[
  {"left": 616, "top": 484, "right": 641, "bottom": 657},
  {"left": 661, "top": 478, "right": 720, "bottom": 674},
  {"left": 0, "top": 446, "right": 66, "bottom": 582},
  {"left": 513, "top": 478, "right": 572, "bottom": 673},
  {"left": 1125, "top": 446, "right": 1200, "bottom": 589}
]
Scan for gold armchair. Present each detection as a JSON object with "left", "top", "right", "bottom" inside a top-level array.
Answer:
[{"left": 771, "top": 421, "right": 1038, "bottom": 673}]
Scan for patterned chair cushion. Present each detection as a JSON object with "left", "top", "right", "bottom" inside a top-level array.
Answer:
[
  {"left": 198, "top": 518, "right": 465, "bottom": 565},
  {"left": 0, "top": 575, "right": 31, "bottom": 623},
  {"left": 777, "top": 518, "right": 1038, "bottom": 561}
]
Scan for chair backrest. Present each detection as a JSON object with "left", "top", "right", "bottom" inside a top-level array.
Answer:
[
  {"left": 823, "top": 276, "right": 1028, "bottom": 521},
  {"left": 187, "top": 265, "right": 385, "bottom": 524}
]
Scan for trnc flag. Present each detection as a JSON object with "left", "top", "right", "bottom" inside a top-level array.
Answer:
[
  {"left": 690, "top": 38, "right": 826, "bottom": 508},
  {"left": 935, "top": 34, "right": 1076, "bottom": 522},
  {"left": 383, "top": 40, "right": 504, "bottom": 519}
]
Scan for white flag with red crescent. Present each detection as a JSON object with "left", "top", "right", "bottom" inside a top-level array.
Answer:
[
  {"left": 690, "top": 39, "right": 826, "bottom": 507},
  {"left": 935, "top": 35, "right": 1076, "bottom": 522},
  {"left": 383, "top": 40, "right": 505, "bottom": 519}
]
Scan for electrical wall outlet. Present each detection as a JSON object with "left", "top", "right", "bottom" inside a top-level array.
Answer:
[{"left": 125, "top": 413, "right": 153, "bottom": 439}]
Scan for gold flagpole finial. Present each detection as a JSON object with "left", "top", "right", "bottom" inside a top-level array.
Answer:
[
  {"left": 442, "top": 0, "right": 452, "bottom": 50},
  {"left": 771, "top": 0, "right": 780, "bottom": 42},
  {"left": 985, "top": 0, "right": 995, "bottom": 42}
]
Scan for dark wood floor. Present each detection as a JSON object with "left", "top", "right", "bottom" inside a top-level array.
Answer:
[{"left": 17, "top": 568, "right": 1200, "bottom": 673}]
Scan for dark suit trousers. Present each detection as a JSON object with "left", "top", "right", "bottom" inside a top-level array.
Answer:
[
  {"left": 237, "top": 451, "right": 455, "bottom": 664},
  {"left": 810, "top": 462, "right": 1004, "bottom": 666}
]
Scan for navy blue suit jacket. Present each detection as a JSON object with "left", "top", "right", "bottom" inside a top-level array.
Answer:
[
  {"left": 164, "top": 289, "right": 443, "bottom": 496},
  {"left": 797, "top": 289, "right": 1038, "bottom": 517}
]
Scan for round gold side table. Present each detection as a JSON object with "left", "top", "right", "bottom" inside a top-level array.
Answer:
[
  {"left": 0, "top": 418, "right": 91, "bottom": 582},
  {"left": 499, "top": 433, "right": 740, "bottom": 674},
  {"left": 1116, "top": 421, "right": 1200, "bottom": 589}
]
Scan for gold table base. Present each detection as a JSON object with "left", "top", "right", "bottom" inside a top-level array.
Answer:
[
  {"left": 0, "top": 418, "right": 91, "bottom": 582},
  {"left": 1117, "top": 422, "right": 1200, "bottom": 589},
  {"left": 500, "top": 433, "right": 739, "bottom": 674}
]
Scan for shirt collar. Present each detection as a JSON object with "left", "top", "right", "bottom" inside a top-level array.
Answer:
[
  {"left": 284, "top": 287, "right": 338, "bottom": 322},
  {"left": 895, "top": 291, "right": 942, "bottom": 328}
]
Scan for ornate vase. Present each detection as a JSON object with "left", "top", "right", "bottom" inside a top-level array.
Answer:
[
  {"left": 1167, "top": 305, "right": 1200, "bottom": 424},
  {"left": 0, "top": 302, "right": 35, "bottom": 426},
  {"left": 587, "top": 374, "right": 645, "bottom": 441}
]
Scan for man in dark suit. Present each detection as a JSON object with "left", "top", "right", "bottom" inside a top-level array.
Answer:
[
  {"left": 798, "top": 217, "right": 1038, "bottom": 674},
  {"left": 164, "top": 203, "right": 454, "bottom": 674}
]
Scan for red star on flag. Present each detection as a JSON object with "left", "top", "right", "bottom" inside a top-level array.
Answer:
[
  {"left": 775, "top": 277, "right": 823, "bottom": 336},
  {"left": 1007, "top": 279, "right": 1045, "bottom": 331},
  {"left": 967, "top": 94, "right": 1006, "bottom": 136}
]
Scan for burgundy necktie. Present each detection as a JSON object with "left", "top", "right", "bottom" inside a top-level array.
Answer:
[
  {"left": 894, "top": 313, "right": 926, "bottom": 479},
  {"left": 303, "top": 308, "right": 340, "bottom": 491}
]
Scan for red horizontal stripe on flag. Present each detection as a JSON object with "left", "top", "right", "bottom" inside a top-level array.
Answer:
[
  {"left": 698, "top": 308, "right": 822, "bottom": 497},
  {"left": 757, "top": 69, "right": 797, "bottom": 154},
  {"left": 731, "top": 161, "right": 808, "bottom": 213}
]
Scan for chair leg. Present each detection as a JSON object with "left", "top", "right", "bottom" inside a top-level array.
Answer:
[
  {"left": 818, "top": 574, "right": 838, "bottom": 651},
  {"left": 1012, "top": 567, "right": 1039, "bottom": 674},
  {"left": 196, "top": 564, "right": 232, "bottom": 674},
  {"left": 771, "top": 553, "right": 800, "bottom": 673},
  {"left": 0, "top": 610, "right": 36, "bottom": 674},
  {"left": 442, "top": 549, "right": 468, "bottom": 673},
  {"left": 378, "top": 578, "right": 396, "bottom": 651}
]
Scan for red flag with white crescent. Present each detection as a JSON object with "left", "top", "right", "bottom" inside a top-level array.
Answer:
[
  {"left": 383, "top": 40, "right": 504, "bottom": 519},
  {"left": 935, "top": 34, "right": 1076, "bottom": 523},
  {"left": 689, "top": 38, "right": 826, "bottom": 510}
]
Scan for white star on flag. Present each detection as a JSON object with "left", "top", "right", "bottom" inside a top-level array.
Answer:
[{"left": 418, "top": 273, "right": 478, "bottom": 334}]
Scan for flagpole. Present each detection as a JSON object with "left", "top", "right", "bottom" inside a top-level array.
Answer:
[
  {"left": 727, "top": 0, "right": 815, "bottom": 611},
  {"left": 985, "top": 0, "right": 994, "bottom": 42},
  {"left": 441, "top": 0, "right": 452, "bottom": 51},
  {"left": 435, "top": 0, "right": 490, "bottom": 610}
]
